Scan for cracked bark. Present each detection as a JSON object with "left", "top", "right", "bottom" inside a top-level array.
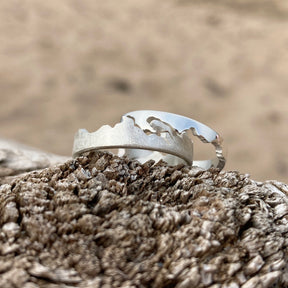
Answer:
[{"left": 0, "top": 141, "right": 287, "bottom": 287}]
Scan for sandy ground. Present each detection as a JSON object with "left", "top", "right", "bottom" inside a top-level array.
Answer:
[{"left": 0, "top": 0, "right": 287, "bottom": 182}]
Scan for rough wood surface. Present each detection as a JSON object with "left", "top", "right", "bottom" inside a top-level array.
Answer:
[
  {"left": 0, "top": 150, "right": 288, "bottom": 287},
  {"left": 0, "top": 138, "right": 69, "bottom": 181}
]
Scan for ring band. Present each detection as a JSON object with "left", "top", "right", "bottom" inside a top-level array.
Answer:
[
  {"left": 124, "top": 110, "right": 225, "bottom": 170},
  {"left": 72, "top": 116, "right": 193, "bottom": 165},
  {"left": 72, "top": 110, "right": 226, "bottom": 170}
]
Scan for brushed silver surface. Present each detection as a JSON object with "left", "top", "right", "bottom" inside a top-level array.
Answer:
[{"left": 73, "top": 110, "right": 226, "bottom": 170}]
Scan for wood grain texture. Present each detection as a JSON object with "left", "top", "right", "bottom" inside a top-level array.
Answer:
[
  {"left": 0, "top": 150, "right": 287, "bottom": 287},
  {"left": 0, "top": 138, "right": 69, "bottom": 181}
]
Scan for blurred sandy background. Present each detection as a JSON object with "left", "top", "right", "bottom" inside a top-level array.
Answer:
[{"left": 0, "top": 0, "right": 287, "bottom": 182}]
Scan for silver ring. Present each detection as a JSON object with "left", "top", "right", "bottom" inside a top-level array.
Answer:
[
  {"left": 124, "top": 110, "right": 225, "bottom": 170},
  {"left": 72, "top": 110, "right": 226, "bottom": 170}
]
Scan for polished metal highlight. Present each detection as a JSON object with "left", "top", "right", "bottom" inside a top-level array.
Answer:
[{"left": 124, "top": 110, "right": 225, "bottom": 170}]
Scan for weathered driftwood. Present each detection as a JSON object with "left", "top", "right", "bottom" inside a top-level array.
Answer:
[
  {"left": 0, "top": 138, "right": 69, "bottom": 181},
  {"left": 0, "top": 149, "right": 288, "bottom": 287}
]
